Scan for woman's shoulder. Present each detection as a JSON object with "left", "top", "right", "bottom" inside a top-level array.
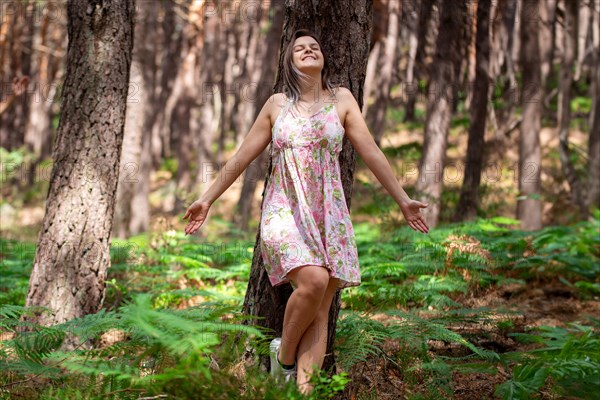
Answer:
[
  {"left": 271, "top": 92, "right": 291, "bottom": 100},
  {"left": 331, "top": 85, "right": 352, "bottom": 98},
  {"left": 268, "top": 92, "right": 292, "bottom": 107}
]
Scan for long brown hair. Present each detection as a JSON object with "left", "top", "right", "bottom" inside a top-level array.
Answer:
[{"left": 282, "top": 29, "right": 336, "bottom": 103}]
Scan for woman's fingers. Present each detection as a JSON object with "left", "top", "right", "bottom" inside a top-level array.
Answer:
[
  {"left": 408, "top": 216, "right": 429, "bottom": 234},
  {"left": 185, "top": 219, "right": 197, "bottom": 235},
  {"left": 417, "top": 219, "right": 429, "bottom": 233},
  {"left": 409, "top": 220, "right": 419, "bottom": 232},
  {"left": 184, "top": 215, "right": 206, "bottom": 235},
  {"left": 183, "top": 203, "right": 210, "bottom": 235}
]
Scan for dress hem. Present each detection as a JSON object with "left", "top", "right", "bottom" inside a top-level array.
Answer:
[{"left": 267, "top": 261, "right": 361, "bottom": 291}]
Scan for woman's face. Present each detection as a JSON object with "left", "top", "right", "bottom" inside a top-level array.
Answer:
[{"left": 292, "top": 36, "right": 324, "bottom": 72}]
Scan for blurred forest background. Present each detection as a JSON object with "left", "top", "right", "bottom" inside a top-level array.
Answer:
[{"left": 0, "top": 0, "right": 599, "bottom": 399}]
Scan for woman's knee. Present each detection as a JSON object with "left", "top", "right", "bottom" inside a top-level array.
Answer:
[{"left": 289, "top": 265, "right": 330, "bottom": 297}]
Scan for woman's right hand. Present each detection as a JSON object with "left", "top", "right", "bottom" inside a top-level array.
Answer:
[{"left": 183, "top": 200, "right": 211, "bottom": 235}]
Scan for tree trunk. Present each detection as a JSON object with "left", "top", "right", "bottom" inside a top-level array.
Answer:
[
  {"left": 361, "top": 40, "right": 381, "bottom": 118},
  {"left": 24, "top": 9, "right": 57, "bottom": 160},
  {"left": 574, "top": 0, "right": 591, "bottom": 80},
  {"left": 25, "top": 0, "right": 135, "bottom": 328},
  {"left": 454, "top": 0, "right": 492, "bottom": 222},
  {"left": 415, "top": 0, "right": 468, "bottom": 227},
  {"left": 539, "top": 0, "right": 557, "bottom": 84},
  {"left": 114, "top": 1, "right": 157, "bottom": 238},
  {"left": 557, "top": 0, "right": 587, "bottom": 218},
  {"left": 369, "top": 0, "right": 400, "bottom": 146},
  {"left": 235, "top": 0, "right": 285, "bottom": 231},
  {"left": 149, "top": 0, "right": 183, "bottom": 168},
  {"left": 0, "top": 0, "right": 35, "bottom": 151},
  {"left": 587, "top": 1, "right": 600, "bottom": 213},
  {"left": 489, "top": 0, "right": 518, "bottom": 140},
  {"left": 464, "top": 0, "right": 478, "bottom": 111},
  {"left": 405, "top": 0, "right": 439, "bottom": 122},
  {"left": 241, "top": 0, "right": 372, "bottom": 375},
  {"left": 403, "top": 0, "right": 420, "bottom": 121},
  {"left": 219, "top": 26, "right": 237, "bottom": 163},
  {"left": 517, "top": 0, "right": 543, "bottom": 230}
]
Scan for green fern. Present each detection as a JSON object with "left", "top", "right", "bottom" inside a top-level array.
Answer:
[{"left": 496, "top": 321, "right": 600, "bottom": 399}]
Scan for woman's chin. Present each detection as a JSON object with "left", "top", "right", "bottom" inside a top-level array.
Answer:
[{"left": 295, "top": 64, "right": 323, "bottom": 74}]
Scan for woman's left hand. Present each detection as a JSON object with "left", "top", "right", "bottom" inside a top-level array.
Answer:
[{"left": 400, "top": 199, "right": 429, "bottom": 234}]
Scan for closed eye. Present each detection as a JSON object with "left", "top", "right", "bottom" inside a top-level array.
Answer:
[{"left": 294, "top": 44, "right": 320, "bottom": 51}]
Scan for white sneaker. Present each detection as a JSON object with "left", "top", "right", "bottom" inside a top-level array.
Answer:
[{"left": 269, "top": 337, "right": 296, "bottom": 383}]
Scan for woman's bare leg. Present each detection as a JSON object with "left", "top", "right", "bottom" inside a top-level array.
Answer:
[
  {"left": 296, "top": 277, "right": 340, "bottom": 394},
  {"left": 277, "top": 265, "right": 330, "bottom": 365}
]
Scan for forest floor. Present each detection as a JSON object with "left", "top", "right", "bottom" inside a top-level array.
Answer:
[{"left": 336, "top": 279, "right": 599, "bottom": 400}]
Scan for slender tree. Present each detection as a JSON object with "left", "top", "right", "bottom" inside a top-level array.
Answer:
[
  {"left": 405, "top": 0, "right": 439, "bottom": 122},
  {"left": 455, "top": 0, "right": 492, "bottom": 222},
  {"left": 369, "top": 0, "right": 400, "bottom": 146},
  {"left": 587, "top": 0, "right": 600, "bottom": 213},
  {"left": 415, "top": 0, "right": 468, "bottom": 227},
  {"left": 149, "top": 0, "right": 184, "bottom": 168},
  {"left": 0, "top": 0, "right": 34, "bottom": 150},
  {"left": 25, "top": 0, "right": 135, "bottom": 327},
  {"left": 489, "top": 0, "right": 518, "bottom": 140},
  {"left": 517, "top": 0, "right": 543, "bottom": 230},
  {"left": 557, "top": 0, "right": 586, "bottom": 217},
  {"left": 241, "top": 0, "right": 372, "bottom": 373}
]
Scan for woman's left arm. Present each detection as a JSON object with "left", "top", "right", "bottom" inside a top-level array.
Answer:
[{"left": 337, "top": 87, "right": 429, "bottom": 234}]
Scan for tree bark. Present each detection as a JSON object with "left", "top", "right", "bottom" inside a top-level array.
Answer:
[
  {"left": 403, "top": 0, "right": 420, "bottom": 121},
  {"left": 517, "top": 0, "right": 543, "bottom": 230},
  {"left": 241, "top": 0, "right": 372, "bottom": 375},
  {"left": 415, "top": 0, "right": 468, "bottom": 227},
  {"left": 557, "top": 0, "right": 587, "bottom": 218},
  {"left": 454, "top": 0, "right": 492, "bottom": 222},
  {"left": 369, "top": 0, "right": 400, "bottom": 146},
  {"left": 25, "top": 0, "right": 135, "bottom": 328}
]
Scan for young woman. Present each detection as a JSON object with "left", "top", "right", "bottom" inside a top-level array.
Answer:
[{"left": 183, "top": 29, "right": 429, "bottom": 394}]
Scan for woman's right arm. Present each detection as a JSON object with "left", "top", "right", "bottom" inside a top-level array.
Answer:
[{"left": 183, "top": 94, "right": 280, "bottom": 235}]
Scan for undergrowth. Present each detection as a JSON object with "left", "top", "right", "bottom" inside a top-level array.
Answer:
[{"left": 0, "top": 212, "right": 598, "bottom": 399}]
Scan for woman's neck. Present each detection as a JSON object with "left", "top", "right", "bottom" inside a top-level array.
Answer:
[{"left": 297, "top": 74, "right": 325, "bottom": 103}]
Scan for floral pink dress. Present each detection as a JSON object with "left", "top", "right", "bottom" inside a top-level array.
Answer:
[{"left": 259, "top": 94, "right": 361, "bottom": 290}]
